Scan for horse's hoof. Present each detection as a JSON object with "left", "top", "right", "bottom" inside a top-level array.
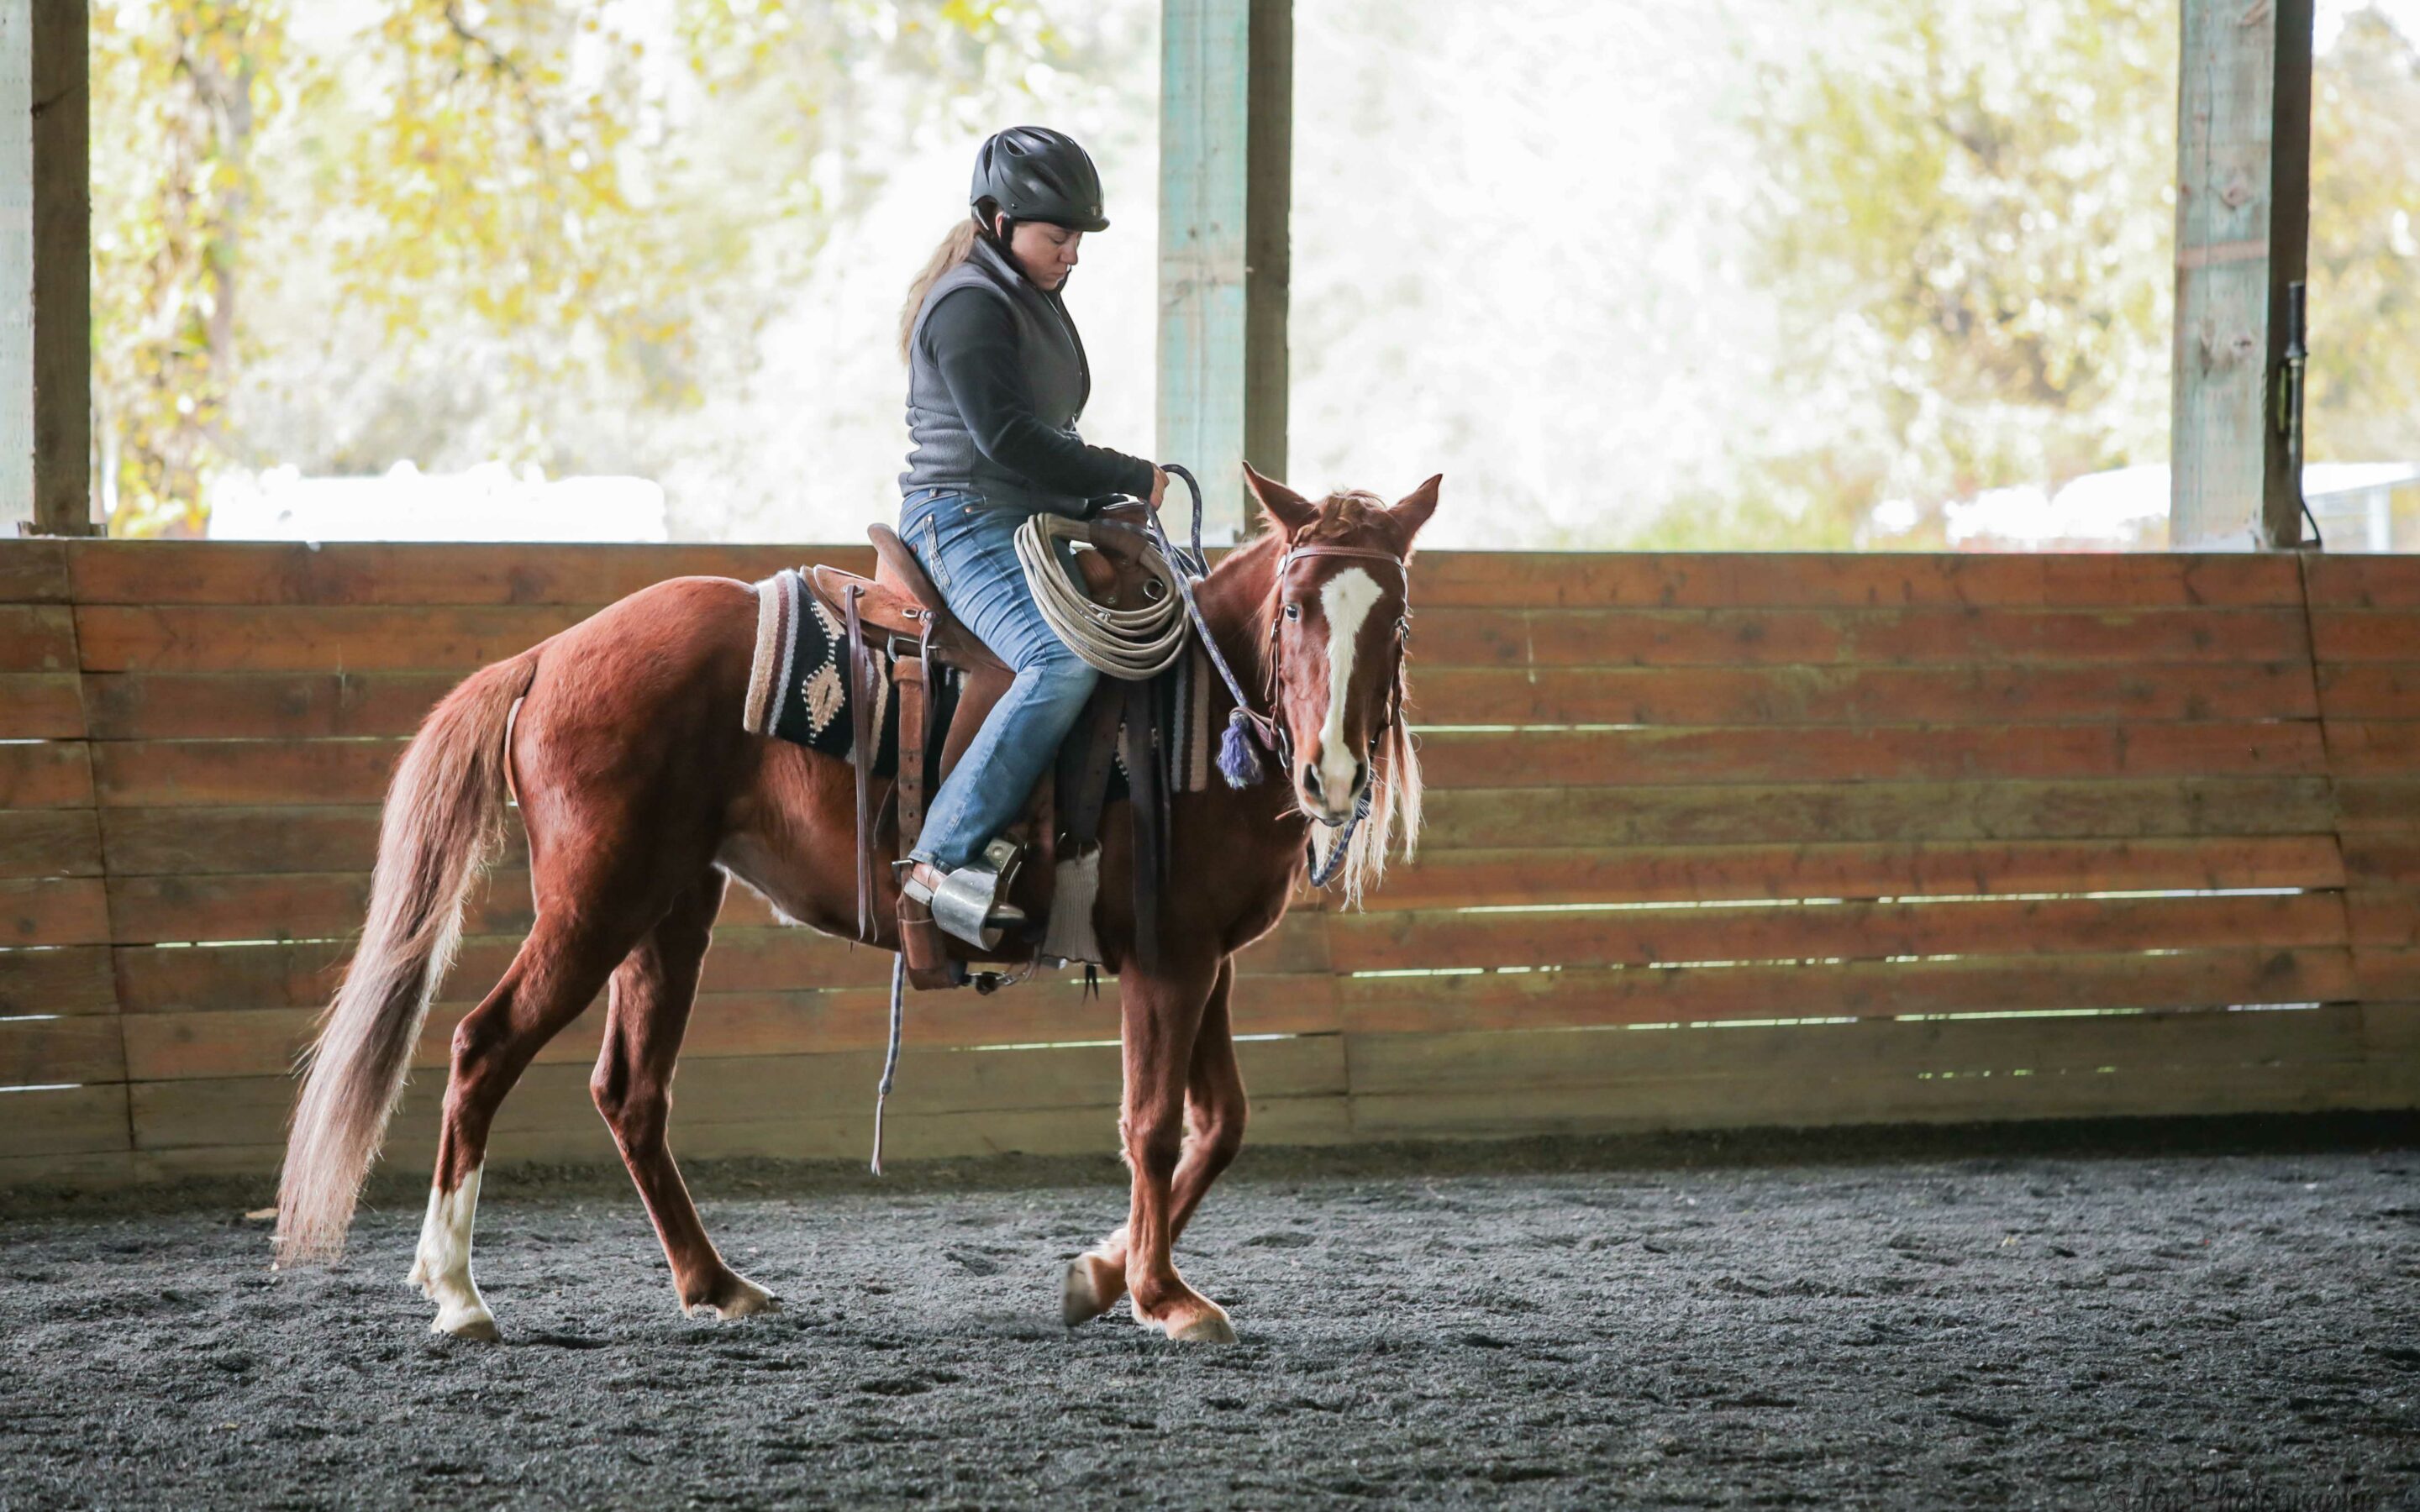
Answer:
[
  {"left": 1062, "top": 1257, "right": 1118, "bottom": 1329},
  {"left": 1168, "top": 1311, "right": 1237, "bottom": 1345},
  {"left": 686, "top": 1273, "right": 780, "bottom": 1321},
  {"left": 431, "top": 1305, "right": 500, "bottom": 1342}
]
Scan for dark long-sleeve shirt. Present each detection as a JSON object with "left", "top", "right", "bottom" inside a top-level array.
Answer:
[{"left": 921, "top": 286, "right": 1157, "bottom": 503}]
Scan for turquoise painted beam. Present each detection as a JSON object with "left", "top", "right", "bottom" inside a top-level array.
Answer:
[{"left": 1158, "top": 0, "right": 1288, "bottom": 541}]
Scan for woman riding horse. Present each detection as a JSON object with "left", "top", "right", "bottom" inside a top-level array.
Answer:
[
  {"left": 272, "top": 127, "right": 1444, "bottom": 1347},
  {"left": 893, "top": 125, "right": 1167, "bottom": 946}
]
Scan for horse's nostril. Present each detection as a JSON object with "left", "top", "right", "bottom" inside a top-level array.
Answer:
[{"left": 1302, "top": 765, "right": 1323, "bottom": 801}]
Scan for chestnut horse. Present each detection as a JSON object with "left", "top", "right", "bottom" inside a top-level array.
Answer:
[{"left": 274, "top": 467, "right": 1439, "bottom": 1343}]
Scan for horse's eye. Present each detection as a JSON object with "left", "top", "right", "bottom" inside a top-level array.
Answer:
[{"left": 1283, "top": 602, "right": 1301, "bottom": 622}]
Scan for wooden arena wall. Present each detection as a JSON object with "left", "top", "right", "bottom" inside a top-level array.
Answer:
[{"left": 2, "top": 542, "right": 2414, "bottom": 1187}]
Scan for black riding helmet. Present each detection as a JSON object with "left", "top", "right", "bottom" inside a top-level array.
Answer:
[{"left": 971, "top": 125, "right": 1108, "bottom": 234}]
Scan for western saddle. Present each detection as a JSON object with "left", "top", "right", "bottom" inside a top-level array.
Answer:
[{"left": 802, "top": 505, "right": 1172, "bottom": 991}]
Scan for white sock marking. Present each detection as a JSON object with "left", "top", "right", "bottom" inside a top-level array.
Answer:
[
  {"left": 1316, "top": 567, "right": 1382, "bottom": 811},
  {"left": 411, "top": 1164, "right": 494, "bottom": 1336}
]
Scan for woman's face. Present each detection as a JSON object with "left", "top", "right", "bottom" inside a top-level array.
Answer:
[{"left": 999, "top": 217, "right": 1082, "bottom": 290}]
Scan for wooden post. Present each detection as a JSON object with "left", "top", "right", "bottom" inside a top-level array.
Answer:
[
  {"left": 2170, "top": 0, "right": 2313, "bottom": 550},
  {"left": 0, "top": 1, "right": 29, "bottom": 529},
  {"left": 1158, "top": 0, "right": 1289, "bottom": 540},
  {"left": 29, "top": 0, "right": 87, "bottom": 535}
]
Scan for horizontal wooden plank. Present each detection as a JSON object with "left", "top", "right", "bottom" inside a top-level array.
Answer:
[
  {"left": 0, "top": 605, "right": 76, "bottom": 671},
  {"left": 1344, "top": 1005, "right": 2370, "bottom": 1100},
  {"left": 2309, "top": 610, "right": 2420, "bottom": 664},
  {"left": 1407, "top": 553, "right": 2304, "bottom": 610},
  {"left": 128, "top": 1034, "right": 1347, "bottom": 1151},
  {"left": 108, "top": 910, "right": 1331, "bottom": 1012},
  {"left": 0, "top": 946, "right": 118, "bottom": 1015},
  {"left": 95, "top": 742, "right": 402, "bottom": 809},
  {"left": 75, "top": 605, "right": 587, "bottom": 674},
  {"left": 56, "top": 544, "right": 2291, "bottom": 612},
  {"left": 103, "top": 869, "right": 523, "bottom": 946},
  {"left": 1338, "top": 948, "right": 2354, "bottom": 1033},
  {"left": 2302, "top": 554, "right": 2420, "bottom": 610},
  {"left": 119, "top": 972, "right": 1341, "bottom": 1083},
  {"left": 2335, "top": 778, "right": 2420, "bottom": 833},
  {"left": 0, "top": 742, "right": 93, "bottom": 809},
  {"left": 1403, "top": 606, "right": 2309, "bottom": 668},
  {"left": 0, "top": 1150, "right": 138, "bottom": 1189},
  {"left": 1413, "top": 722, "right": 2325, "bottom": 788},
  {"left": 112, "top": 1091, "right": 1356, "bottom": 1183},
  {"left": 67, "top": 541, "right": 867, "bottom": 607},
  {"left": 101, "top": 806, "right": 392, "bottom": 876},
  {"left": 0, "top": 810, "right": 103, "bottom": 879},
  {"left": 82, "top": 672, "right": 458, "bottom": 740},
  {"left": 2352, "top": 948, "right": 2420, "bottom": 1003},
  {"left": 0, "top": 1083, "right": 129, "bottom": 1158},
  {"left": 1328, "top": 892, "right": 2349, "bottom": 974},
  {"left": 2341, "top": 835, "right": 2420, "bottom": 888},
  {"left": 0, "top": 1015, "right": 125, "bottom": 1084},
  {"left": 2315, "top": 721, "right": 2420, "bottom": 778},
  {"left": 2317, "top": 664, "right": 2420, "bottom": 720},
  {"left": 2346, "top": 890, "right": 2420, "bottom": 948},
  {"left": 0, "top": 674, "right": 83, "bottom": 737},
  {"left": 0, "top": 539, "right": 71, "bottom": 604},
  {"left": 1345, "top": 1059, "right": 2389, "bottom": 1137},
  {"left": 1418, "top": 779, "right": 2339, "bottom": 850},
  {"left": 1405, "top": 658, "right": 2316, "bottom": 720},
  {"left": 2, "top": 878, "right": 112, "bottom": 947},
  {"left": 1366, "top": 837, "right": 2346, "bottom": 910}
]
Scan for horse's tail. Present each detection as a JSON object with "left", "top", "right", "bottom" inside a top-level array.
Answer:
[{"left": 275, "top": 648, "right": 541, "bottom": 1267}]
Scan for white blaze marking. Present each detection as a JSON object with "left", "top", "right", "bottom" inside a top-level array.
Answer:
[
  {"left": 1316, "top": 566, "right": 1382, "bottom": 810},
  {"left": 410, "top": 1164, "right": 495, "bottom": 1336}
]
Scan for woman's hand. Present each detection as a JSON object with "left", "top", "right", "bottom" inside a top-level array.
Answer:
[{"left": 1148, "top": 466, "right": 1168, "bottom": 512}]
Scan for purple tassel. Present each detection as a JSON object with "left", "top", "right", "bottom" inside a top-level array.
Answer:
[{"left": 1217, "top": 711, "right": 1266, "bottom": 789}]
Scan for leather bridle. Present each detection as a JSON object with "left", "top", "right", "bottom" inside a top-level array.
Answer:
[
  {"left": 1145, "top": 466, "right": 1413, "bottom": 889},
  {"left": 1265, "top": 541, "right": 1412, "bottom": 884}
]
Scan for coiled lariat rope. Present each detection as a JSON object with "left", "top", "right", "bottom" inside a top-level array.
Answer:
[{"left": 1013, "top": 512, "right": 1192, "bottom": 679}]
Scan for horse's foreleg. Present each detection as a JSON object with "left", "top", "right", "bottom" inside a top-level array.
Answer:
[
  {"left": 591, "top": 869, "right": 776, "bottom": 1321},
  {"left": 1067, "top": 957, "right": 1245, "bottom": 1329},
  {"left": 1104, "top": 954, "right": 1234, "bottom": 1342},
  {"left": 409, "top": 916, "right": 634, "bottom": 1340}
]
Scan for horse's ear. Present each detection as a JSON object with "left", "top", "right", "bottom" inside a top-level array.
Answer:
[
  {"left": 1244, "top": 461, "right": 1318, "bottom": 538},
  {"left": 1391, "top": 474, "right": 1443, "bottom": 541}
]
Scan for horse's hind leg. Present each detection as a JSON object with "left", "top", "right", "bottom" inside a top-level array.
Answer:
[
  {"left": 409, "top": 915, "right": 638, "bottom": 1340},
  {"left": 591, "top": 868, "right": 776, "bottom": 1320},
  {"left": 1066, "top": 957, "right": 1245, "bottom": 1330}
]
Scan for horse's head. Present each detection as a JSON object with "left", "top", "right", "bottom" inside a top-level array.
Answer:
[{"left": 1241, "top": 465, "right": 1440, "bottom": 883}]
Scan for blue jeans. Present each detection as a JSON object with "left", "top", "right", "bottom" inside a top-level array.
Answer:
[{"left": 899, "top": 490, "right": 1100, "bottom": 871}]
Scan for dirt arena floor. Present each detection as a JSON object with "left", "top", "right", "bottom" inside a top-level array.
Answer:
[{"left": 3, "top": 1119, "right": 2417, "bottom": 1510}]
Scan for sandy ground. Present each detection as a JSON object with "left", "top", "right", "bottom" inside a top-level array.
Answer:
[{"left": 2, "top": 1121, "right": 2417, "bottom": 1510}]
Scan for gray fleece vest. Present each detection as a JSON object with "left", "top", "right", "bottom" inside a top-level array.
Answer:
[{"left": 899, "top": 234, "right": 1092, "bottom": 518}]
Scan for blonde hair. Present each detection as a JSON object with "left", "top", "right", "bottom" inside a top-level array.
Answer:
[{"left": 898, "top": 218, "right": 981, "bottom": 363}]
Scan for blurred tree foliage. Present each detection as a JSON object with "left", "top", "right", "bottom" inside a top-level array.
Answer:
[
  {"left": 2309, "top": 10, "right": 2420, "bottom": 465},
  {"left": 1739, "top": 0, "right": 2180, "bottom": 546},
  {"left": 89, "top": 0, "right": 1082, "bottom": 536},
  {"left": 1727, "top": 0, "right": 2419, "bottom": 548},
  {"left": 91, "top": 0, "right": 287, "bottom": 536}
]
